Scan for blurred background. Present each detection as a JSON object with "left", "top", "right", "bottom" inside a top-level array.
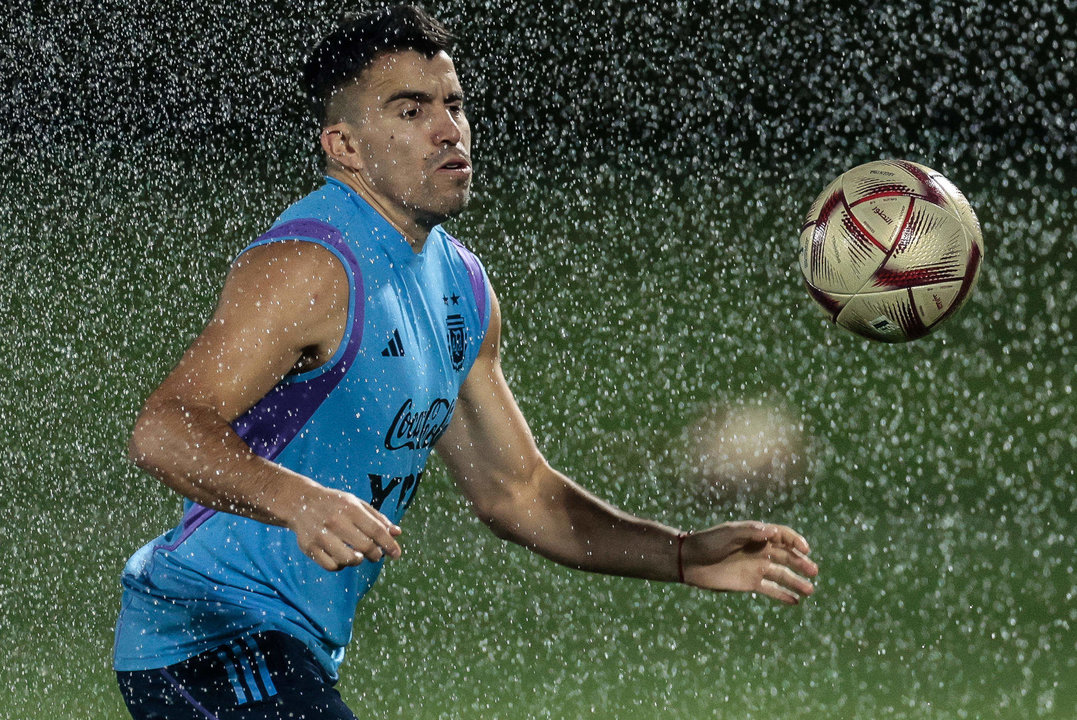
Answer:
[{"left": 1, "top": 0, "right": 1074, "bottom": 717}]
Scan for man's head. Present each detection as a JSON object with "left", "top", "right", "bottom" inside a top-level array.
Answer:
[
  {"left": 303, "top": 5, "right": 472, "bottom": 244},
  {"left": 302, "top": 5, "right": 455, "bottom": 126}
]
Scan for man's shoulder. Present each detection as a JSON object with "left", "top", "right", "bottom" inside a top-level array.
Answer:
[
  {"left": 274, "top": 180, "right": 351, "bottom": 231},
  {"left": 432, "top": 227, "right": 489, "bottom": 325},
  {"left": 436, "top": 227, "right": 485, "bottom": 270},
  {"left": 243, "top": 180, "right": 372, "bottom": 263}
]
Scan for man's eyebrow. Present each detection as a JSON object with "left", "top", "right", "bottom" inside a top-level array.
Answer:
[{"left": 384, "top": 89, "right": 465, "bottom": 105}]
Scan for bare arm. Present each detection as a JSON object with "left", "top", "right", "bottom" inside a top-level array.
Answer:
[
  {"left": 129, "top": 240, "right": 401, "bottom": 570},
  {"left": 436, "top": 290, "right": 818, "bottom": 603}
]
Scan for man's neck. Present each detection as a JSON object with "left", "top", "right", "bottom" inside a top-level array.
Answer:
[{"left": 326, "top": 167, "right": 430, "bottom": 252}]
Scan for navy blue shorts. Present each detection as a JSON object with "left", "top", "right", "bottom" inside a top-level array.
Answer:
[{"left": 116, "top": 631, "right": 358, "bottom": 719}]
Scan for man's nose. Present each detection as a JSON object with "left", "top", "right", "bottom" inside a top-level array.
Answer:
[{"left": 432, "top": 107, "right": 463, "bottom": 145}]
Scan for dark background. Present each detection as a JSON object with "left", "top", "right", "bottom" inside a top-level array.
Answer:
[{"left": 4, "top": 0, "right": 1074, "bottom": 185}]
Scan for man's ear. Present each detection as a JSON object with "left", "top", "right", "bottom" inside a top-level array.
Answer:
[{"left": 320, "top": 124, "right": 362, "bottom": 171}]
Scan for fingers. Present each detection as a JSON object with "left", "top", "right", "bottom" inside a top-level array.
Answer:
[
  {"left": 293, "top": 490, "right": 404, "bottom": 571},
  {"left": 328, "top": 507, "right": 401, "bottom": 565},
  {"left": 311, "top": 545, "right": 364, "bottom": 572},
  {"left": 747, "top": 542, "right": 817, "bottom": 604},
  {"left": 759, "top": 578, "right": 803, "bottom": 605},
  {"left": 770, "top": 525, "right": 811, "bottom": 555},
  {"left": 761, "top": 562, "right": 816, "bottom": 604},
  {"left": 344, "top": 504, "right": 403, "bottom": 560},
  {"left": 766, "top": 545, "right": 819, "bottom": 580},
  {"left": 751, "top": 535, "right": 817, "bottom": 604},
  {"left": 685, "top": 521, "right": 819, "bottom": 604},
  {"left": 728, "top": 521, "right": 811, "bottom": 555}
]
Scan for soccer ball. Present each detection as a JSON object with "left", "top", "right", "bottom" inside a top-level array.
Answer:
[
  {"left": 798, "top": 159, "right": 983, "bottom": 342},
  {"left": 689, "top": 401, "right": 805, "bottom": 499}
]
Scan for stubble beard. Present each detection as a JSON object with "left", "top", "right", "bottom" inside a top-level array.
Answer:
[{"left": 408, "top": 183, "right": 472, "bottom": 232}]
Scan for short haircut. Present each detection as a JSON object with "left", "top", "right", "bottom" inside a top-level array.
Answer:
[{"left": 302, "top": 4, "right": 455, "bottom": 126}]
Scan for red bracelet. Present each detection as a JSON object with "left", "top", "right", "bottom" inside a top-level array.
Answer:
[{"left": 677, "top": 531, "right": 689, "bottom": 583}]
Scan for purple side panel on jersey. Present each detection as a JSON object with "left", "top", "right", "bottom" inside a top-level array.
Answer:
[
  {"left": 448, "top": 236, "right": 487, "bottom": 324},
  {"left": 157, "top": 504, "right": 217, "bottom": 552},
  {"left": 165, "top": 219, "right": 364, "bottom": 540},
  {"left": 231, "top": 219, "right": 365, "bottom": 461}
]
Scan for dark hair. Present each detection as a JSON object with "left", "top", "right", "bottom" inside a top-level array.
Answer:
[{"left": 302, "top": 4, "right": 455, "bottom": 125}]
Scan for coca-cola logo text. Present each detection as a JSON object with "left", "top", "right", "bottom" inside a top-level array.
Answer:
[{"left": 384, "top": 397, "right": 455, "bottom": 451}]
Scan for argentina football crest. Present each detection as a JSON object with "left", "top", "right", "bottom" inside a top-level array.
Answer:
[{"left": 446, "top": 313, "right": 467, "bottom": 371}]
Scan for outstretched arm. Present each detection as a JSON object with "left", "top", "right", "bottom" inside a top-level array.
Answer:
[{"left": 435, "top": 290, "right": 818, "bottom": 604}]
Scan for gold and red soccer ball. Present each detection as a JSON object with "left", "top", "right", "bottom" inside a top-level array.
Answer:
[{"left": 798, "top": 159, "right": 984, "bottom": 342}]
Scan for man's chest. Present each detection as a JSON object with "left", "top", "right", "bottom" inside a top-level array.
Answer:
[{"left": 342, "top": 259, "right": 475, "bottom": 453}]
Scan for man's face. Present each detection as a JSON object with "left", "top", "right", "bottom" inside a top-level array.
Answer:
[{"left": 338, "top": 50, "right": 472, "bottom": 234}]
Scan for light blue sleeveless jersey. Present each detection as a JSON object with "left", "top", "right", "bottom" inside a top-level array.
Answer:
[{"left": 114, "top": 177, "right": 491, "bottom": 677}]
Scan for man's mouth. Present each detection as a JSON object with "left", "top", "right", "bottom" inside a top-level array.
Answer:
[{"left": 435, "top": 154, "right": 472, "bottom": 174}]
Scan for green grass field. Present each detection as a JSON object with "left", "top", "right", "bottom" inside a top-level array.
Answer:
[{"left": 1, "top": 146, "right": 1074, "bottom": 719}]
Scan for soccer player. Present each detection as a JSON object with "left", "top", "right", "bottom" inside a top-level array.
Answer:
[{"left": 113, "top": 5, "right": 819, "bottom": 718}]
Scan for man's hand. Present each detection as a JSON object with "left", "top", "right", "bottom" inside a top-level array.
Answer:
[
  {"left": 287, "top": 488, "right": 403, "bottom": 571},
  {"left": 680, "top": 522, "right": 818, "bottom": 605}
]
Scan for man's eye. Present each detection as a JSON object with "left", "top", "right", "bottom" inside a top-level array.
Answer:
[{"left": 402, "top": 106, "right": 420, "bottom": 119}]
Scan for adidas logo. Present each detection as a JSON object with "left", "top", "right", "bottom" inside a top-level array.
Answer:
[{"left": 381, "top": 329, "right": 405, "bottom": 357}]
